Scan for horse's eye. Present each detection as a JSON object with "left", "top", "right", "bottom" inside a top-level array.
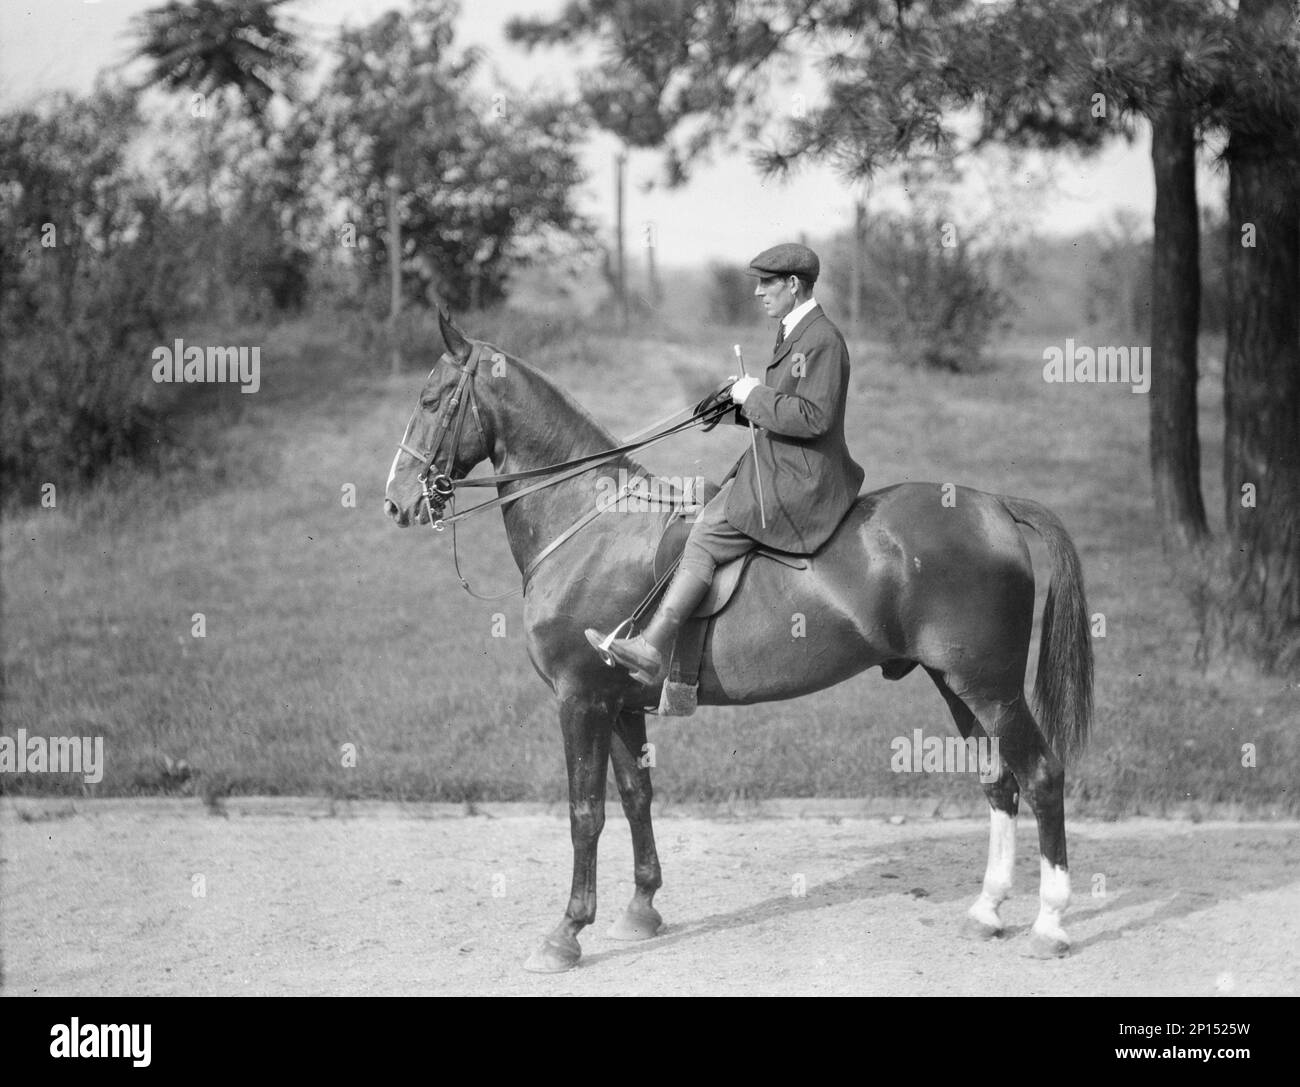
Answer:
[{"left": 421, "top": 395, "right": 439, "bottom": 411}]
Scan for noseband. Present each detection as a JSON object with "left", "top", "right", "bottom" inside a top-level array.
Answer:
[{"left": 396, "top": 343, "right": 489, "bottom": 528}]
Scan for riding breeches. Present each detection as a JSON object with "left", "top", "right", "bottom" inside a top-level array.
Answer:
[{"left": 679, "top": 480, "right": 759, "bottom": 585}]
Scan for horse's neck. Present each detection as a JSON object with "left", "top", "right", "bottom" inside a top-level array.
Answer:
[{"left": 489, "top": 358, "right": 642, "bottom": 577}]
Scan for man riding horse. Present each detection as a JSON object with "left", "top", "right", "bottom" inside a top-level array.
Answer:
[{"left": 586, "top": 242, "right": 866, "bottom": 683}]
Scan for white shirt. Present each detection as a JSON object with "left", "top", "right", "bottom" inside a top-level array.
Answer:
[
  {"left": 736, "top": 295, "right": 818, "bottom": 407},
  {"left": 781, "top": 296, "right": 818, "bottom": 340}
]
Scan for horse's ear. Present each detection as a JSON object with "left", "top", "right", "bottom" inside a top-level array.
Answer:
[{"left": 438, "top": 307, "right": 471, "bottom": 364}]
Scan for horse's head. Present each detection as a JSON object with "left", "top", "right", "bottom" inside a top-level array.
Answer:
[{"left": 384, "top": 310, "right": 497, "bottom": 528}]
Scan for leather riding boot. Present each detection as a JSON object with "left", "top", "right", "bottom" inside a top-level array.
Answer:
[{"left": 585, "top": 568, "right": 711, "bottom": 685}]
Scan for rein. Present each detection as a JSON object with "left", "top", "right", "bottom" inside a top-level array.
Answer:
[{"left": 396, "top": 342, "right": 732, "bottom": 600}]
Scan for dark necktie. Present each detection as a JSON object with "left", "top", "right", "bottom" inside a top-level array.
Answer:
[{"left": 774, "top": 323, "right": 785, "bottom": 352}]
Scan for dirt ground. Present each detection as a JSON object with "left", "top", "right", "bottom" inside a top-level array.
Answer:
[{"left": 2, "top": 798, "right": 1297, "bottom": 997}]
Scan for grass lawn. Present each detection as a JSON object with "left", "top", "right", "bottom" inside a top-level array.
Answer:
[{"left": 3, "top": 309, "right": 1296, "bottom": 813}]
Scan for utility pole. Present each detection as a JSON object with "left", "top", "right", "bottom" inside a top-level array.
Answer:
[
  {"left": 387, "top": 174, "right": 402, "bottom": 376},
  {"left": 615, "top": 149, "right": 628, "bottom": 329},
  {"left": 644, "top": 220, "right": 660, "bottom": 309}
]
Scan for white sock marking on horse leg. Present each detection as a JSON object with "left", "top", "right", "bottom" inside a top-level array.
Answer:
[
  {"left": 968, "top": 807, "right": 1015, "bottom": 930},
  {"left": 1032, "top": 858, "right": 1071, "bottom": 946}
]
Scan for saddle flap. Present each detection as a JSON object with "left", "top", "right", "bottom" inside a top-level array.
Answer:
[
  {"left": 695, "top": 557, "right": 743, "bottom": 618},
  {"left": 694, "top": 549, "right": 809, "bottom": 617},
  {"left": 642, "top": 535, "right": 809, "bottom": 717},
  {"left": 652, "top": 488, "right": 810, "bottom": 619}
]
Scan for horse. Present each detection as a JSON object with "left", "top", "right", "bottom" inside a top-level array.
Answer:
[{"left": 384, "top": 312, "right": 1094, "bottom": 972}]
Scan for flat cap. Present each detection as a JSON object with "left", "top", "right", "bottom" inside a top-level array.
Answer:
[{"left": 747, "top": 242, "right": 820, "bottom": 280}]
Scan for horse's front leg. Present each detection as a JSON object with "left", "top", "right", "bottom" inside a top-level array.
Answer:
[
  {"left": 607, "top": 709, "right": 664, "bottom": 941},
  {"left": 523, "top": 689, "right": 617, "bottom": 973}
]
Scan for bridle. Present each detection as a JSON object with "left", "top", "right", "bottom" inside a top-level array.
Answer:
[
  {"left": 389, "top": 339, "right": 734, "bottom": 599},
  {"left": 395, "top": 342, "right": 490, "bottom": 528}
]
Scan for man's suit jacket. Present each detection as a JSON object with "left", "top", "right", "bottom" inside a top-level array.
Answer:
[{"left": 721, "top": 304, "right": 865, "bottom": 552}]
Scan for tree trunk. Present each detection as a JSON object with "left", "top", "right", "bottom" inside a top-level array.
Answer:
[
  {"left": 1222, "top": 5, "right": 1300, "bottom": 666},
  {"left": 1148, "top": 105, "right": 1208, "bottom": 547},
  {"left": 849, "top": 197, "right": 865, "bottom": 333},
  {"left": 387, "top": 175, "right": 402, "bottom": 375}
]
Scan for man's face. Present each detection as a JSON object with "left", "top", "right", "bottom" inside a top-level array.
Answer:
[{"left": 754, "top": 274, "right": 799, "bottom": 320}]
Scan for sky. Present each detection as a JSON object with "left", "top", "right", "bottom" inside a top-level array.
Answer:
[{"left": 0, "top": 0, "right": 1228, "bottom": 266}]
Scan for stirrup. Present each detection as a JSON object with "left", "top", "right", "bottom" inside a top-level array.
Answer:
[{"left": 586, "top": 617, "right": 635, "bottom": 668}]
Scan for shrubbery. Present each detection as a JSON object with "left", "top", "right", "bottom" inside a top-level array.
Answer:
[
  {"left": 827, "top": 209, "right": 1017, "bottom": 372},
  {"left": 706, "top": 262, "right": 755, "bottom": 324},
  {"left": 1, "top": 5, "right": 596, "bottom": 509},
  {"left": 1, "top": 90, "right": 190, "bottom": 503}
]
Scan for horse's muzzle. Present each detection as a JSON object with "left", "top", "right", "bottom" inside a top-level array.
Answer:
[{"left": 384, "top": 498, "right": 410, "bottom": 527}]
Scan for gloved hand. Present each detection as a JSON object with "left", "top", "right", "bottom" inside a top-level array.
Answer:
[
  {"left": 729, "top": 375, "right": 761, "bottom": 405},
  {"left": 694, "top": 378, "right": 736, "bottom": 431}
]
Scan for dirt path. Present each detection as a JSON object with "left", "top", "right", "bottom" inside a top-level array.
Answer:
[{"left": 3, "top": 800, "right": 1297, "bottom": 996}]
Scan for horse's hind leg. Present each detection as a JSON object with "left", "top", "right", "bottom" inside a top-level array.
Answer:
[
  {"left": 955, "top": 684, "right": 1071, "bottom": 958},
  {"left": 607, "top": 709, "right": 665, "bottom": 941},
  {"left": 523, "top": 690, "right": 617, "bottom": 973},
  {"left": 926, "top": 668, "right": 1020, "bottom": 940}
]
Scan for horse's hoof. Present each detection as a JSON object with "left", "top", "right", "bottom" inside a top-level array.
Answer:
[
  {"left": 960, "top": 915, "right": 1004, "bottom": 941},
  {"left": 1024, "top": 930, "right": 1071, "bottom": 959},
  {"left": 523, "top": 933, "right": 582, "bottom": 973},
  {"left": 608, "top": 905, "right": 663, "bottom": 941}
]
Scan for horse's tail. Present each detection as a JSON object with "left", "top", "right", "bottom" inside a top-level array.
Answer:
[{"left": 998, "top": 495, "right": 1094, "bottom": 762}]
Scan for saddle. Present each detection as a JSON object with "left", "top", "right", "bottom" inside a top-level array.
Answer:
[{"left": 639, "top": 476, "right": 808, "bottom": 717}]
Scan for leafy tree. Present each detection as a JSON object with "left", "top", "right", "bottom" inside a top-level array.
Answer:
[
  {"left": 1083, "top": 211, "right": 1152, "bottom": 339},
  {"left": 840, "top": 207, "right": 1015, "bottom": 370},
  {"left": 131, "top": 0, "right": 309, "bottom": 317},
  {"left": 0, "top": 86, "right": 196, "bottom": 495},
  {"left": 509, "top": 0, "right": 1300, "bottom": 670},
  {"left": 148, "top": 101, "right": 322, "bottom": 318},
  {"left": 508, "top": 0, "right": 795, "bottom": 314},
  {"left": 131, "top": 0, "right": 304, "bottom": 125},
  {"left": 507, "top": 0, "right": 819, "bottom": 185},
  {"left": 706, "top": 261, "right": 759, "bottom": 324},
  {"left": 316, "top": 0, "right": 592, "bottom": 311}
]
